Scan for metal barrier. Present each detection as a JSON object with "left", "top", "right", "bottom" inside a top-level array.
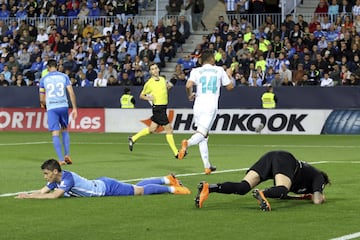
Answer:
[{"left": 0, "top": 14, "right": 190, "bottom": 32}]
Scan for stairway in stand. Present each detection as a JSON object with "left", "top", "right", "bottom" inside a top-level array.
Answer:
[{"left": 160, "top": 31, "right": 206, "bottom": 81}]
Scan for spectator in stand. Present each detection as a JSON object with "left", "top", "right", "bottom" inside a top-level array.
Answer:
[
  {"left": 339, "top": 0, "right": 352, "bottom": 17},
  {"left": 208, "top": 27, "right": 220, "bottom": 44},
  {"left": 278, "top": 24, "right": 289, "bottom": 41},
  {"left": 353, "top": 0, "right": 360, "bottom": 17},
  {"left": 293, "top": 63, "right": 306, "bottom": 85},
  {"left": 187, "top": 0, "right": 207, "bottom": 31},
  {"left": 63, "top": 53, "right": 78, "bottom": 73},
  {"left": 104, "top": 63, "right": 118, "bottom": 81},
  {"left": 0, "top": 4, "right": 9, "bottom": 19},
  {"left": 320, "top": 71, "right": 334, "bottom": 86},
  {"left": 177, "top": 54, "right": 196, "bottom": 77},
  {"left": 306, "top": 63, "right": 321, "bottom": 85},
  {"left": 1, "top": 64, "right": 11, "bottom": 83},
  {"left": 280, "top": 75, "right": 294, "bottom": 86},
  {"left": 77, "top": 71, "right": 91, "bottom": 87},
  {"left": 0, "top": 73, "right": 9, "bottom": 86},
  {"left": 313, "top": 24, "right": 327, "bottom": 40},
  {"left": 250, "top": 0, "right": 265, "bottom": 13},
  {"left": 279, "top": 63, "right": 292, "bottom": 82},
  {"left": 315, "top": 0, "right": 329, "bottom": 17},
  {"left": 283, "top": 14, "right": 295, "bottom": 32},
  {"left": 297, "top": 14, "right": 308, "bottom": 32},
  {"left": 161, "top": 35, "right": 176, "bottom": 62},
  {"left": 167, "top": 0, "right": 183, "bottom": 15},
  {"left": 319, "top": 15, "right": 332, "bottom": 29},
  {"left": 14, "top": 73, "right": 27, "bottom": 87},
  {"left": 124, "top": 18, "right": 136, "bottom": 36},
  {"left": 177, "top": 15, "right": 191, "bottom": 40},
  {"left": 7, "top": 55, "right": 20, "bottom": 73},
  {"left": 274, "top": 52, "right": 290, "bottom": 73},
  {"left": 125, "top": 0, "right": 138, "bottom": 19},
  {"left": 56, "top": 3, "right": 68, "bottom": 17},
  {"left": 93, "top": 71, "right": 107, "bottom": 87},
  {"left": 271, "top": 72, "right": 282, "bottom": 87},
  {"left": 0, "top": 20, "right": 9, "bottom": 39},
  {"left": 24, "top": 56, "right": 43, "bottom": 82},
  {"left": 68, "top": 2, "right": 80, "bottom": 18},
  {"left": 309, "top": 15, "right": 321, "bottom": 33},
  {"left": 36, "top": 28, "right": 49, "bottom": 45},
  {"left": 16, "top": 4, "right": 27, "bottom": 21},
  {"left": 343, "top": 15, "right": 354, "bottom": 32},
  {"left": 328, "top": 0, "right": 339, "bottom": 22},
  {"left": 340, "top": 64, "right": 352, "bottom": 84}
]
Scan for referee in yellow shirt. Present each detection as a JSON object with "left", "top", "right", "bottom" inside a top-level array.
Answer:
[{"left": 128, "top": 63, "right": 179, "bottom": 158}]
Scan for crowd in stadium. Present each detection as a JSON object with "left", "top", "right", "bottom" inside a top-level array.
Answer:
[{"left": 0, "top": 0, "right": 360, "bottom": 88}]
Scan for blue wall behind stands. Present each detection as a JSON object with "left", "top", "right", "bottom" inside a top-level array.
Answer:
[{"left": 1, "top": 86, "right": 360, "bottom": 109}]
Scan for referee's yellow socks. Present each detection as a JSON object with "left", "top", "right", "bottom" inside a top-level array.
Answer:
[
  {"left": 166, "top": 134, "right": 178, "bottom": 156},
  {"left": 132, "top": 128, "right": 150, "bottom": 142}
]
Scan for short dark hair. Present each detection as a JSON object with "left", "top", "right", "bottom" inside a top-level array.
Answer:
[
  {"left": 41, "top": 159, "right": 61, "bottom": 172},
  {"left": 200, "top": 49, "right": 214, "bottom": 64},
  {"left": 47, "top": 59, "right": 57, "bottom": 68},
  {"left": 320, "top": 171, "right": 331, "bottom": 186}
]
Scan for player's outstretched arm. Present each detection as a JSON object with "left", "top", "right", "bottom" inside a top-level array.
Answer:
[{"left": 16, "top": 188, "right": 65, "bottom": 199}]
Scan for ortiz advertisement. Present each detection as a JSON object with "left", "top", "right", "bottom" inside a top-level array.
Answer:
[
  {"left": 0, "top": 108, "right": 105, "bottom": 132},
  {"left": 2, "top": 108, "right": 359, "bottom": 135}
]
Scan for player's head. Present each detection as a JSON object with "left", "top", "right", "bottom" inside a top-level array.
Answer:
[
  {"left": 200, "top": 49, "right": 215, "bottom": 65},
  {"left": 41, "top": 159, "right": 62, "bottom": 182},
  {"left": 41, "top": 159, "right": 61, "bottom": 172},
  {"left": 47, "top": 59, "right": 57, "bottom": 69}
]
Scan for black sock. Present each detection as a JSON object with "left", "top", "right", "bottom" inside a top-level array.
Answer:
[
  {"left": 209, "top": 181, "right": 251, "bottom": 195},
  {"left": 263, "top": 186, "right": 288, "bottom": 199}
]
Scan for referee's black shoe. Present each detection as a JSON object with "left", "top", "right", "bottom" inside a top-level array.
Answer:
[{"left": 128, "top": 136, "right": 134, "bottom": 151}]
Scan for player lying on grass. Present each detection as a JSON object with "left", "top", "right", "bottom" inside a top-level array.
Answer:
[
  {"left": 195, "top": 150, "right": 330, "bottom": 211},
  {"left": 16, "top": 159, "right": 191, "bottom": 199}
]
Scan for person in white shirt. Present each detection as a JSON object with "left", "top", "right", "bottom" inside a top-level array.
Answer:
[
  {"left": 177, "top": 49, "right": 234, "bottom": 174},
  {"left": 320, "top": 72, "right": 334, "bottom": 87},
  {"left": 36, "top": 28, "right": 49, "bottom": 44},
  {"left": 279, "top": 63, "right": 292, "bottom": 83},
  {"left": 93, "top": 71, "right": 108, "bottom": 87}
]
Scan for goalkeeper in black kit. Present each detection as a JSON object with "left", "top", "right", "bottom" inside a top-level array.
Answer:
[{"left": 195, "top": 150, "right": 330, "bottom": 211}]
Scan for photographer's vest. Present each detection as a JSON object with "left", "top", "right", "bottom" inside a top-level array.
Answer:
[
  {"left": 120, "top": 94, "right": 134, "bottom": 108},
  {"left": 262, "top": 92, "right": 276, "bottom": 108}
]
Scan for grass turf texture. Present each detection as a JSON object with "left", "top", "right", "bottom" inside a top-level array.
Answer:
[{"left": 0, "top": 132, "right": 359, "bottom": 240}]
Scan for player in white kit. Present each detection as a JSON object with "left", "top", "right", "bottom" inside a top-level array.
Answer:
[{"left": 177, "top": 49, "right": 234, "bottom": 174}]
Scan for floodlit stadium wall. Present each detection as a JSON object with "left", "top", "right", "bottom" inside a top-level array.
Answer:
[{"left": 1, "top": 108, "right": 360, "bottom": 135}]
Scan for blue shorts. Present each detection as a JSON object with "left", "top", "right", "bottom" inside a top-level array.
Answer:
[
  {"left": 97, "top": 177, "right": 135, "bottom": 196},
  {"left": 47, "top": 107, "right": 69, "bottom": 131}
]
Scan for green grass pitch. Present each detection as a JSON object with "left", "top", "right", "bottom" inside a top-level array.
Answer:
[{"left": 0, "top": 132, "right": 359, "bottom": 240}]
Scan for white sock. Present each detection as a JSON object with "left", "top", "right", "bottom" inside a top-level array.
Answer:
[
  {"left": 199, "top": 138, "right": 211, "bottom": 168},
  {"left": 188, "top": 132, "right": 205, "bottom": 147},
  {"left": 163, "top": 177, "right": 170, "bottom": 185}
]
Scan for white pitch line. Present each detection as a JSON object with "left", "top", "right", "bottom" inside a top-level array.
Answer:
[
  {"left": 0, "top": 141, "right": 359, "bottom": 149},
  {"left": 2, "top": 160, "right": 358, "bottom": 198},
  {"left": 330, "top": 232, "right": 360, "bottom": 240}
]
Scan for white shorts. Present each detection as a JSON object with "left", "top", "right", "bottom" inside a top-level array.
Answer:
[{"left": 193, "top": 105, "right": 217, "bottom": 136}]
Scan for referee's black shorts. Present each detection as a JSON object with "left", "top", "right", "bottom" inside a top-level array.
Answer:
[
  {"left": 248, "top": 151, "right": 299, "bottom": 181},
  {"left": 151, "top": 105, "right": 169, "bottom": 126}
]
